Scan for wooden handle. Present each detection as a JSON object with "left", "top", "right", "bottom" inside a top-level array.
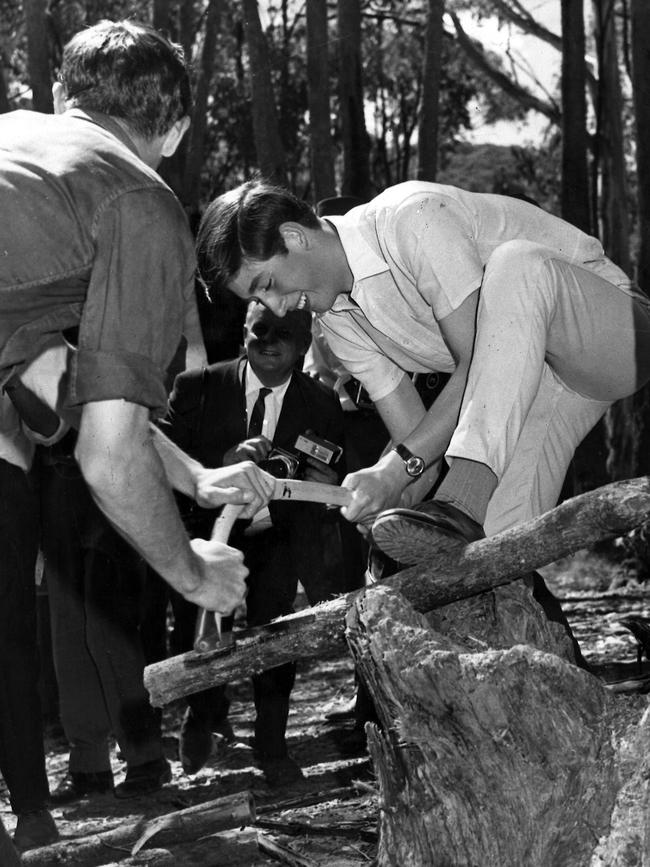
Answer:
[
  {"left": 272, "top": 478, "right": 353, "bottom": 506},
  {"left": 194, "top": 503, "right": 245, "bottom": 651}
]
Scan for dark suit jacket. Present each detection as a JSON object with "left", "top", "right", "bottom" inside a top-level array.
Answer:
[{"left": 157, "top": 356, "right": 347, "bottom": 614}]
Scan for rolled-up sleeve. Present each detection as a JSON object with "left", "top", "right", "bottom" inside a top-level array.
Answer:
[{"left": 68, "top": 186, "right": 196, "bottom": 414}]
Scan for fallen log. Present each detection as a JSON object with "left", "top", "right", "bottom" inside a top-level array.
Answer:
[
  {"left": 349, "top": 584, "right": 617, "bottom": 866},
  {"left": 99, "top": 851, "right": 173, "bottom": 867},
  {"left": 145, "top": 477, "right": 650, "bottom": 706},
  {"left": 21, "top": 791, "right": 254, "bottom": 866}
]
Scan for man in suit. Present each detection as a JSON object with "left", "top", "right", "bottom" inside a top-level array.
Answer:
[{"left": 155, "top": 301, "right": 348, "bottom": 785}]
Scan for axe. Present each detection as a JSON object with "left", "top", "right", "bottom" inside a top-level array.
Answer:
[{"left": 193, "top": 478, "right": 353, "bottom": 654}]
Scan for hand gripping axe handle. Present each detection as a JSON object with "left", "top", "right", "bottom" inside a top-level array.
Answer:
[{"left": 193, "top": 479, "right": 353, "bottom": 653}]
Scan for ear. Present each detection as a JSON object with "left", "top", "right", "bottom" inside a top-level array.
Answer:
[
  {"left": 52, "top": 81, "right": 67, "bottom": 115},
  {"left": 279, "top": 222, "right": 309, "bottom": 251},
  {"left": 161, "top": 116, "right": 191, "bottom": 158}
]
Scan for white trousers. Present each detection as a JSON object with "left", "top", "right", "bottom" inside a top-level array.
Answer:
[{"left": 447, "top": 240, "right": 650, "bottom": 535}]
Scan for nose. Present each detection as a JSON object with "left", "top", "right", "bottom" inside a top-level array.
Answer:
[{"left": 257, "top": 294, "right": 287, "bottom": 318}]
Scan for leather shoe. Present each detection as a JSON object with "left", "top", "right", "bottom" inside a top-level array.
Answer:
[
  {"left": 258, "top": 755, "right": 304, "bottom": 787},
  {"left": 371, "top": 500, "right": 484, "bottom": 565},
  {"left": 13, "top": 809, "right": 59, "bottom": 852},
  {"left": 114, "top": 757, "right": 171, "bottom": 799},
  {"left": 49, "top": 770, "right": 113, "bottom": 805}
]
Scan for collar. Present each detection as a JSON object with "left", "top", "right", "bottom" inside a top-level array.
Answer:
[
  {"left": 243, "top": 360, "right": 293, "bottom": 402},
  {"left": 325, "top": 213, "right": 391, "bottom": 312},
  {"left": 65, "top": 108, "right": 141, "bottom": 159}
]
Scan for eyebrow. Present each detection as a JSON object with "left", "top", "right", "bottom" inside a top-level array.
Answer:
[{"left": 247, "top": 272, "right": 267, "bottom": 297}]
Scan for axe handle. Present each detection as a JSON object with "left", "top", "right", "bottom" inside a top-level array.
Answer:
[
  {"left": 194, "top": 503, "right": 244, "bottom": 651},
  {"left": 272, "top": 478, "right": 352, "bottom": 506}
]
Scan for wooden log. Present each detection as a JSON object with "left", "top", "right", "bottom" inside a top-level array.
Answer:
[
  {"left": 347, "top": 584, "right": 617, "bottom": 866},
  {"left": 99, "top": 851, "right": 173, "bottom": 867},
  {"left": 21, "top": 791, "right": 254, "bottom": 866},
  {"left": 145, "top": 477, "right": 650, "bottom": 706}
]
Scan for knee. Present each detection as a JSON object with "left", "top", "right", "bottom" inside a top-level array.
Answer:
[{"left": 484, "top": 240, "right": 552, "bottom": 280}]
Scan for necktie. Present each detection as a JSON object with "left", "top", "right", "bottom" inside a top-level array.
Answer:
[{"left": 248, "top": 387, "right": 271, "bottom": 437}]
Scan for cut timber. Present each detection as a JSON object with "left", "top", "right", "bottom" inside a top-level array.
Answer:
[
  {"left": 347, "top": 585, "right": 616, "bottom": 867},
  {"left": 21, "top": 791, "right": 254, "bottom": 866},
  {"left": 145, "top": 477, "right": 650, "bottom": 706}
]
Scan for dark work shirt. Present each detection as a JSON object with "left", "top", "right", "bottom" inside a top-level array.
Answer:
[{"left": 0, "top": 108, "right": 197, "bottom": 413}]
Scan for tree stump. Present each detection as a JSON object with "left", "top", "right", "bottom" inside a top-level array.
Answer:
[{"left": 347, "top": 585, "right": 617, "bottom": 867}]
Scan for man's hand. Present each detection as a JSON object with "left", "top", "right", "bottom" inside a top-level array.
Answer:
[
  {"left": 302, "top": 455, "right": 338, "bottom": 486},
  {"left": 222, "top": 435, "right": 272, "bottom": 466},
  {"left": 341, "top": 450, "right": 408, "bottom": 524},
  {"left": 183, "top": 539, "right": 248, "bottom": 613},
  {"left": 194, "top": 461, "right": 277, "bottom": 519}
]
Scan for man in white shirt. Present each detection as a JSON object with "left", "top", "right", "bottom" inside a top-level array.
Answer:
[{"left": 195, "top": 180, "right": 650, "bottom": 566}]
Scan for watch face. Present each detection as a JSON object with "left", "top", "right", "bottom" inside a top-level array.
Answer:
[{"left": 405, "top": 455, "right": 425, "bottom": 477}]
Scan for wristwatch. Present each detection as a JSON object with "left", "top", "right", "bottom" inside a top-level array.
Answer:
[{"left": 392, "top": 443, "right": 425, "bottom": 478}]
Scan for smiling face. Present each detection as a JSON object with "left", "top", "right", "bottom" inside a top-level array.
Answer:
[
  {"left": 243, "top": 302, "right": 312, "bottom": 386},
  {"left": 228, "top": 222, "right": 350, "bottom": 317}
]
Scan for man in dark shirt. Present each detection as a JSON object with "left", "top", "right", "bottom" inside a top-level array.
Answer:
[{"left": 0, "top": 20, "right": 272, "bottom": 851}]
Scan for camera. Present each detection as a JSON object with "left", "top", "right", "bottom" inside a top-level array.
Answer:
[
  {"left": 294, "top": 432, "right": 342, "bottom": 466},
  {"left": 259, "top": 447, "right": 301, "bottom": 479},
  {"left": 258, "top": 432, "right": 342, "bottom": 480}
]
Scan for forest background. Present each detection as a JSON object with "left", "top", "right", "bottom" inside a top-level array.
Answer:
[{"left": 2, "top": 0, "right": 650, "bottom": 509}]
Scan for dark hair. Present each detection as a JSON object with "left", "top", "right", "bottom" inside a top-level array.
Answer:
[
  {"left": 58, "top": 20, "right": 191, "bottom": 139},
  {"left": 196, "top": 180, "right": 320, "bottom": 297}
]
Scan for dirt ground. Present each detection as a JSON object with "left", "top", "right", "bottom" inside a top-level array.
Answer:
[{"left": 3, "top": 546, "right": 650, "bottom": 866}]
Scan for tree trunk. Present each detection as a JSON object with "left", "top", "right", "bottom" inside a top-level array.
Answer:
[
  {"left": 183, "top": 0, "right": 222, "bottom": 220},
  {"left": 144, "top": 477, "right": 650, "bottom": 706},
  {"left": 0, "top": 55, "right": 10, "bottom": 114},
  {"left": 24, "top": 0, "right": 53, "bottom": 114},
  {"left": 417, "top": 0, "right": 444, "bottom": 182},
  {"left": 593, "top": 0, "right": 630, "bottom": 272},
  {"left": 560, "top": 0, "right": 591, "bottom": 233},
  {"left": 241, "top": 0, "right": 287, "bottom": 186},
  {"left": 631, "top": 0, "right": 650, "bottom": 294},
  {"left": 336, "top": 0, "right": 371, "bottom": 199},
  {"left": 152, "top": 0, "right": 173, "bottom": 36},
  {"left": 306, "top": 0, "right": 335, "bottom": 203},
  {"left": 349, "top": 585, "right": 616, "bottom": 866}
]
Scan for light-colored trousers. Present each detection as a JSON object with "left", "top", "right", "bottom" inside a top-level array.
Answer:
[{"left": 448, "top": 240, "right": 650, "bottom": 535}]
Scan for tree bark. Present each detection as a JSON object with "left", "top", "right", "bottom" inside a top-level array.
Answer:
[
  {"left": 0, "top": 58, "right": 10, "bottom": 114},
  {"left": 416, "top": 0, "right": 444, "bottom": 182},
  {"left": 592, "top": 0, "right": 631, "bottom": 273},
  {"left": 631, "top": 0, "right": 650, "bottom": 294},
  {"left": 21, "top": 791, "right": 254, "bottom": 866},
  {"left": 349, "top": 585, "right": 616, "bottom": 867},
  {"left": 306, "top": 0, "right": 335, "bottom": 203},
  {"left": 144, "top": 477, "right": 650, "bottom": 707},
  {"left": 24, "top": 0, "right": 53, "bottom": 114},
  {"left": 336, "top": 0, "right": 371, "bottom": 199},
  {"left": 241, "top": 0, "right": 287, "bottom": 186},
  {"left": 560, "top": 0, "right": 591, "bottom": 233},
  {"left": 182, "top": 0, "right": 222, "bottom": 219},
  {"left": 152, "top": 0, "right": 174, "bottom": 36}
]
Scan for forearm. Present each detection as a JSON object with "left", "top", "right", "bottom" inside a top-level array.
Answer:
[
  {"left": 150, "top": 422, "right": 204, "bottom": 499},
  {"left": 77, "top": 406, "right": 202, "bottom": 594}
]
